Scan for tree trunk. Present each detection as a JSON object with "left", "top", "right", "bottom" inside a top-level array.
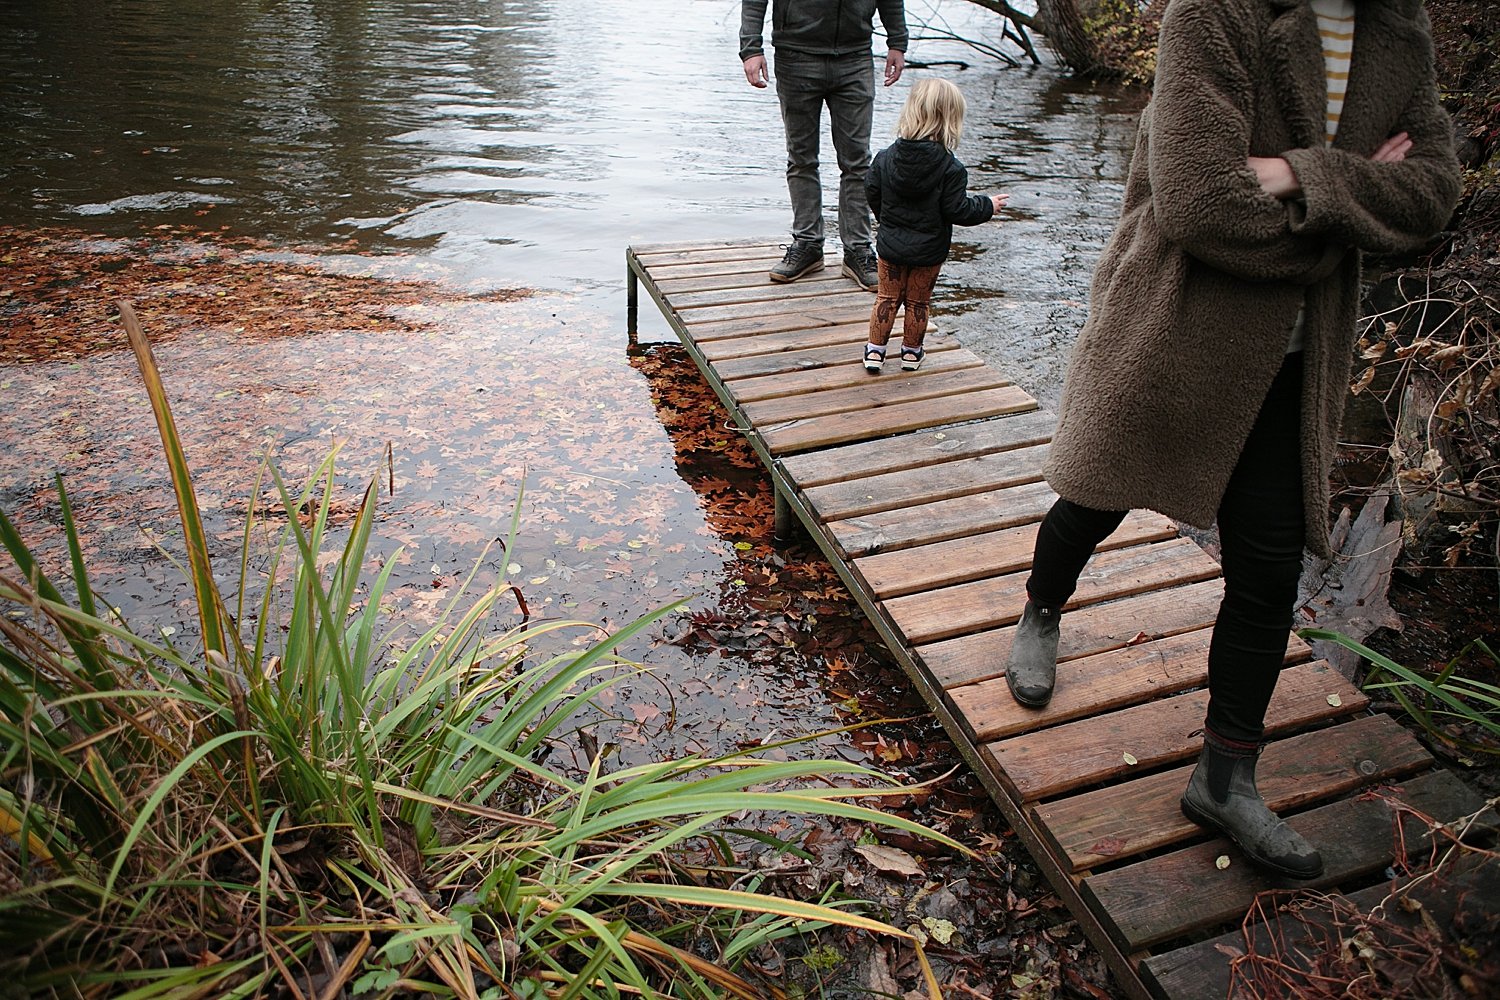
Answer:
[{"left": 1035, "top": 0, "right": 1099, "bottom": 74}]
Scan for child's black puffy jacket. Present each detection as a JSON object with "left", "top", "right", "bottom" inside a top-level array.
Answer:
[{"left": 866, "top": 138, "right": 993, "bottom": 267}]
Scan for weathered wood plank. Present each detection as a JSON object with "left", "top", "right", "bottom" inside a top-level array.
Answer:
[
  {"left": 643, "top": 256, "right": 786, "bottom": 281},
  {"left": 1140, "top": 850, "right": 1500, "bottom": 1000},
  {"left": 631, "top": 238, "right": 781, "bottom": 259},
  {"left": 655, "top": 268, "right": 847, "bottom": 296},
  {"left": 855, "top": 510, "right": 1178, "bottom": 599},
  {"left": 782, "top": 409, "right": 1056, "bottom": 487},
  {"left": 1032, "top": 714, "right": 1433, "bottom": 872},
  {"left": 745, "top": 367, "right": 1013, "bottom": 426},
  {"left": 887, "top": 539, "right": 1221, "bottom": 647},
  {"left": 918, "top": 579, "right": 1229, "bottom": 690},
  {"left": 677, "top": 289, "right": 873, "bottom": 325},
  {"left": 762, "top": 384, "right": 1037, "bottom": 455},
  {"left": 698, "top": 322, "right": 870, "bottom": 361},
  {"left": 949, "top": 628, "right": 1214, "bottom": 743},
  {"left": 666, "top": 273, "right": 854, "bottom": 306},
  {"left": 986, "top": 660, "right": 1365, "bottom": 803},
  {"left": 805, "top": 443, "right": 1048, "bottom": 521},
  {"left": 689, "top": 306, "right": 874, "bottom": 342},
  {"left": 828, "top": 479, "right": 1057, "bottom": 559},
  {"left": 1083, "top": 769, "right": 1491, "bottom": 952},
  {"left": 728, "top": 345, "right": 980, "bottom": 402}
]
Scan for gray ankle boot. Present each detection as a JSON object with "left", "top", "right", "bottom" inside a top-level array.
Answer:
[
  {"left": 1005, "top": 600, "right": 1060, "bottom": 707},
  {"left": 1180, "top": 738, "right": 1324, "bottom": 880}
]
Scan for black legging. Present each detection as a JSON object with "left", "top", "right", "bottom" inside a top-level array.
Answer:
[{"left": 1026, "top": 353, "right": 1306, "bottom": 745}]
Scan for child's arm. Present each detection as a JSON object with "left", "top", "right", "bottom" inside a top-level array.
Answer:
[
  {"left": 989, "top": 193, "right": 1009, "bottom": 216},
  {"left": 940, "top": 161, "right": 998, "bottom": 227}
]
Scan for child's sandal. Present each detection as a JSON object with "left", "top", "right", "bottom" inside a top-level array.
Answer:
[
  {"left": 863, "top": 344, "right": 886, "bottom": 373},
  {"left": 900, "top": 346, "right": 925, "bottom": 371}
]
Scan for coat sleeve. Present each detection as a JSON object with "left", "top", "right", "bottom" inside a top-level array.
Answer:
[
  {"left": 1145, "top": 0, "right": 1342, "bottom": 283},
  {"left": 878, "top": 1, "right": 909, "bottom": 51},
  {"left": 1282, "top": 14, "right": 1461, "bottom": 254},
  {"left": 940, "top": 158, "right": 994, "bottom": 226},
  {"left": 739, "top": 0, "right": 769, "bottom": 61}
]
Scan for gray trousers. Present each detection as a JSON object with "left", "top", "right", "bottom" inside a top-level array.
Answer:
[{"left": 773, "top": 49, "right": 875, "bottom": 252}]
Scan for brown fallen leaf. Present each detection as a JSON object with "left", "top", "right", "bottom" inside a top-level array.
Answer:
[
  {"left": 1089, "top": 836, "right": 1127, "bottom": 857},
  {"left": 853, "top": 843, "right": 923, "bottom": 877}
]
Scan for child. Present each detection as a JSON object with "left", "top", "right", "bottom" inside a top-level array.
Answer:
[{"left": 863, "top": 77, "right": 1007, "bottom": 373}]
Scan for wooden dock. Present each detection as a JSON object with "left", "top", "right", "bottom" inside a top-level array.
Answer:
[{"left": 626, "top": 237, "right": 1494, "bottom": 999}]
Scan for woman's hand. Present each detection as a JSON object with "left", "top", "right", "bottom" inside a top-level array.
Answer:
[
  {"left": 1371, "top": 131, "right": 1411, "bottom": 163},
  {"left": 1248, "top": 156, "right": 1301, "bottom": 199}
]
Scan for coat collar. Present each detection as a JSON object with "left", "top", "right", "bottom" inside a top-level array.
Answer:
[{"left": 1264, "top": 0, "right": 1428, "bottom": 152}]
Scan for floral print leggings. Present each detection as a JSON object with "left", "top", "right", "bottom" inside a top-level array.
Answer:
[{"left": 868, "top": 259, "right": 943, "bottom": 351}]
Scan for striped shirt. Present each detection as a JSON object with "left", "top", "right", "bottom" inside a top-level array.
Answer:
[{"left": 1310, "top": 0, "right": 1356, "bottom": 146}]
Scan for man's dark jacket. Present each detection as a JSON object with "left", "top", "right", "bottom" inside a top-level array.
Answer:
[
  {"left": 739, "top": 0, "right": 908, "bottom": 61},
  {"left": 866, "top": 138, "right": 993, "bottom": 266}
]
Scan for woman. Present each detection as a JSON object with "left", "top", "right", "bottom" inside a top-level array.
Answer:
[{"left": 1006, "top": 0, "right": 1459, "bottom": 879}]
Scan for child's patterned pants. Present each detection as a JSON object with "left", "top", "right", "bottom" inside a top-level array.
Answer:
[{"left": 868, "top": 260, "right": 943, "bottom": 351}]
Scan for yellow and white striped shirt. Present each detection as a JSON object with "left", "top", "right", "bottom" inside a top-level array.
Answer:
[{"left": 1310, "top": 0, "right": 1356, "bottom": 146}]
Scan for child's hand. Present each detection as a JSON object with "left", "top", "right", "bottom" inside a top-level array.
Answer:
[{"left": 991, "top": 193, "right": 1009, "bottom": 215}]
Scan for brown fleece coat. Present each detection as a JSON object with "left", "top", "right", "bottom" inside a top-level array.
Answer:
[{"left": 1043, "top": 0, "right": 1460, "bottom": 558}]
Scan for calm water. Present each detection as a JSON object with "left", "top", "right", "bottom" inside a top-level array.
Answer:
[{"left": 1, "top": 0, "right": 1142, "bottom": 757}]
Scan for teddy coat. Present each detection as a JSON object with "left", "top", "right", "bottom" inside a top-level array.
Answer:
[
  {"left": 866, "top": 137, "right": 995, "bottom": 266},
  {"left": 1043, "top": 0, "right": 1460, "bottom": 559}
]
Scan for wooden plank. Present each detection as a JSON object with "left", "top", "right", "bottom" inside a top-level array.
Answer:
[
  {"left": 676, "top": 289, "right": 873, "bottom": 325},
  {"left": 986, "top": 660, "right": 1366, "bottom": 803},
  {"left": 762, "top": 384, "right": 1037, "bottom": 455},
  {"left": 698, "top": 322, "right": 870, "bottom": 361},
  {"left": 631, "top": 238, "right": 781, "bottom": 260},
  {"left": 887, "top": 539, "right": 1221, "bottom": 646},
  {"left": 805, "top": 443, "right": 1047, "bottom": 521},
  {"left": 713, "top": 336, "right": 962, "bottom": 381},
  {"left": 919, "top": 579, "right": 1228, "bottom": 690},
  {"left": 781, "top": 409, "right": 1056, "bottom": 487},
  {"left": 1032, "top": 714, "right": 1433, "bottom": 872},
  {"left": 949, "top": 629, "right": 1218, "bottom": 743},
  {"left": 666, "top": 273, "right": 852, "bottom": 306},
  {"left": 728, "top": 345, "right": 980, "bottom": 402},
  {"left": 644, "top": 256, "right": 786, "bottom": 281},
  {"left": 827, "top": 478, "right": 1056, "bottom": 559},
  {"left": 689, "top": 306, "right": 874, "bottom": 342},
  {"left": 745, "top": 367, "right": 1012, "bottom": 426},
  {"left": 855, "top": 510, "right": 1178, "bottom": 599},
  {"left": 1141, "top": 850, "right": 1500, "bottom": 1000},
  {"left": 1083, "top": 769, "right": 1492, "bottom": 952}
]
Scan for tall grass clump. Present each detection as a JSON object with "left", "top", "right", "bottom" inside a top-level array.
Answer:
[
  {"left": 0, "top": 303, "right": 953, "bottom": 999},
  {"left": 1302, "top": 627, "right": 1500, "bottom": 758}
]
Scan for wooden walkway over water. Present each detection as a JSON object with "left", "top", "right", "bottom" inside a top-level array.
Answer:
[{"left": 626, "top": 237, "right": 1495, "bottom": 999}]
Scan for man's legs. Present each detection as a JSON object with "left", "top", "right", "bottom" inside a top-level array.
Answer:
[
  {"left": 825, "top": 52, "right": 875, "bottom": 254},
  {"left": 773, "top": 51, "right": 828, "bottom": 248}
]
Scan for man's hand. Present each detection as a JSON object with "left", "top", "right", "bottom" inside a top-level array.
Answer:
[
  {"left": 884, "top": 49, "right": 905, "bottom": 86},
  {"left": 743, "top": 55, "right": 769, "bottom": 88}
]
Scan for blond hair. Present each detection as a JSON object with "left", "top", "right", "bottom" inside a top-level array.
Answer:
[{"left": 895, "top": 77, "right": 966, "bottom": 151}]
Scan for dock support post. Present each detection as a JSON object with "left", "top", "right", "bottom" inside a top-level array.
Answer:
[
  {"left": 773, "top": 483, "right": 795, "bottom": 543},
  {"left": 626, "top": 255, "right": 639, "bottom": 342}
]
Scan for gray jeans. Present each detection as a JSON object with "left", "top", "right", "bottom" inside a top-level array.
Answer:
[{"left": 773, "top": 49, "right": 875, "bottom": 252}]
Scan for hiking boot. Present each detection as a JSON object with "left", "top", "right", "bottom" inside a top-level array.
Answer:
[
  {"left": 769, "top": 242, "right": 824, "bottom": 283},
  {"left": 1005, "top": 600, "right": 1060, "bottom": 707},
  {"left": 1180, "top": 737, "right": 1325, "bottom": 881},
  {"left": 841, "top": 245, "right": 879, "bottom": 291}
]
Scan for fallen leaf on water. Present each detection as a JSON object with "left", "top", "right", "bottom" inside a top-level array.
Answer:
[{"left": 853, "top": 843, "right": 922, "bottom": 877}]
